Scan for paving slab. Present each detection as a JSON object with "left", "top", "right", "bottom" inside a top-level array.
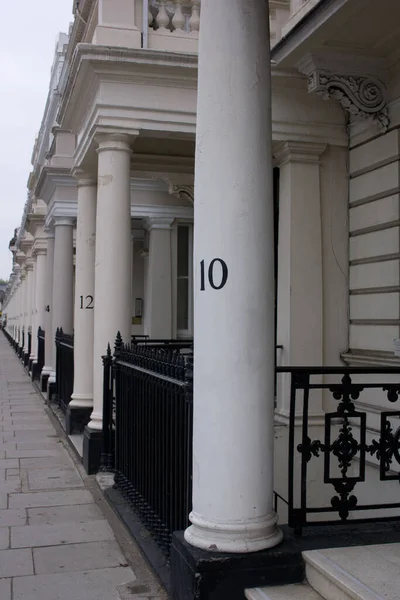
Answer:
[
  {"left": 0, "top": 458, "right": 19, "bottom": 469},
  {"left": 0, "top": 526, "right": 9, "bottom": 549},
  {"left": 33, "top": 540, "right": 127, "bottom": 574},
  {"left": 0, "top": 579, "right": 11, "bottom": 600},
  {"left": 9, "top": 489, "right": 94, "bottom": 509},
  {"left": 4, "top": 423, "right": 54, "bottom": 432},
  {"left": 11, "top": 518, "right": 115, "bottom": 548},
  {"left": 27, "top": 466, "right": 84, "bottom": 490},
  {"left": 20, "top": 455, "right": 74, "bottom": 469},
  {"left": 13, "top": 567, "right": 135, "bottom": 600},
  {"left": 0, "top": 548, "right": 34, "bottom": 577},
  {"left": 15, "top": 440, "right": 63, "bottom": 449},
  {"left": 2, "top": 431, "right": 58, "bottom": 442},
  {"left": 0, "top": 508, "right": 27, "bottom": 526},
  {"left": 7, "top": 448, "right": 65, "bottom": 459},
  {"left": 27, "top": 503, "right": 103, "bottom": 525}
]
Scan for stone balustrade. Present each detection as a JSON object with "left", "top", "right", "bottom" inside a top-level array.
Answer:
[{"left": 147, "top": 0, "right": 200, "bottom": 53}]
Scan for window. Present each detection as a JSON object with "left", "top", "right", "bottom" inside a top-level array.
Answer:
[{"left": 176, "top": 224, "right": 193, "bottom": 337}]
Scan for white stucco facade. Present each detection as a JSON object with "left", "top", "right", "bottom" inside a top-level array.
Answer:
[{"left": 3, "top": 0, "right": 400, "bottom": 565}]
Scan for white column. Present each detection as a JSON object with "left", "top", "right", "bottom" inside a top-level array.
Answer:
[
  {"left": 52, "top": 219, "right": 74, "bottom": 334},
  {"left": 23, "top": 261, "right": 33, "bottom": 355},
  {"left": 32, "top": 249, "right": 47, "bottom": 367},
  {"left": 89, "top": 134, "right": 132, "bottom": 430},
  {"left": 19, "top": 270, "right": 26, "bottom": 347},
  {"left": 48, "top": 219, "right": 74, "bottom": 385},
  {"left": 274, "top": 142, "right": 326, "bottom": 423},
  {"left": 29, "top": 258, "right": 37, "bottom": 360},
  {"left": 144, "top": 218, "right": 173, "bottom": 339},
  {"left": 42, "top": 231, "right": 55, "bottom": 375},
  {"left": 185, "top": 0, "right": 282, "bottom": 553},
  {"left": 34, "top": 250, "right": 47, "bottom": 332},
  {"left": 70, "top": 174, "right": 97, "bottom": 410}
]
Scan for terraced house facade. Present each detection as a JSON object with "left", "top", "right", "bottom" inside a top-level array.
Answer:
[{"left": 3, "top": 1, "right": 400, "bottom": 599}]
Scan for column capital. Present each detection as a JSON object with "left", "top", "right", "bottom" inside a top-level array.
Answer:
[
  {"left": 25, "top": 259, "right": 34, "bottom": 272},
  {"left": 144, "top": 217, "right": 174, "bottom": 231},
  {"left": 72, "top": 169, "right": 97, "bottom": 188},
  {"left": 274, "top": 141, "right": 327, "bottom": 166},
  {"left": 95, "top": 133, "right": 135, "bottom": 155},
  {"left": 44, "top": 225, "right": 55, "bottom": 239},
  {"left": 54, "top": 217, "right": 75, "bottom": 228}
]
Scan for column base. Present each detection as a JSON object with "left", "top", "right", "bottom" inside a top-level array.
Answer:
[
  {"left": 23, "top": 352, "right": 29, "bottom": 367},
  {"left": 171, "top": 531, "right": 303, "bottom": 600},
  {"left": 83, "top": 427, "right": 103, "bottom": 475},
  {"left": 31, "top": 360, "right": 38, "bottom": 381},
  {"left": 40, "top": 373, "right": 50, "bottom": 393},
  {"left": 47, "top": 374, "right": 56, "bottom": 403},
  {"left": 66, "top": 406, "right": 92, "bottom": 435},
  {"left": 185, "top": 512, "right": 283, "bottom": 554}
]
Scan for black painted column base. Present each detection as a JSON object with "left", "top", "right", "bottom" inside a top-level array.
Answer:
[
  {"left": 170, "top": 532, "right": 303, "bottom": 600},
  {"left": 31, "top": 361, "right": 37, "bottom": 381},
  {"left": 47, "top": 381, "right": 56, "bottom": 403},
  {"left": 66, "top": 406, "right": 92, "bottom": 435},
  {"left": 83, "top": 427, "right": 102, "bottom": 475},
  {"left": 40, "top": 373, "right": 49, "bottom": 393},
  {"left": 23, "top": 353, "right": 29, "bottom": 367}
]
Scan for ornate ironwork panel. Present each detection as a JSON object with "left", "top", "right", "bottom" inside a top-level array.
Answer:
[{"left": 277, "top": 367, "right": 400, "bottom": 532}]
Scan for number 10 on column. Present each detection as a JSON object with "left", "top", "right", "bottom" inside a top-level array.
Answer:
[{"left": 200, "top": 259, "right": 228, "bottom": 291}]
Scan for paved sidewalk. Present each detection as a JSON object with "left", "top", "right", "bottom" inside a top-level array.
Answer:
[{"left": 0, "top": 334, "right": 165, "bottom": 600}]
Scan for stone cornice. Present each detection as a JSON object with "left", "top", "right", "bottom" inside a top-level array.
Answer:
[
  {"left": 35, "top": 166, "right": 76, "bottom": 204},
  {"left": 132, "top": 204, "right": 193, "bottom": 221},
  {"left": 44, "top": 195, "right": 193, "bottom": 227},
  {"left": 32, "top": 239, "right": 47, "bottom": 257}
]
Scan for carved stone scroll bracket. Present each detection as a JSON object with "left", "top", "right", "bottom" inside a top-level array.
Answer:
[
  {"left": 307, "top": 71, "right": 389, "bottom": 133},
  {"left": 166, "top": 182, "right": 194, "bottom": 205}
]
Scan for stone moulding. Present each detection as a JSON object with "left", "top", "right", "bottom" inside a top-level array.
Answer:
[{"left": 307, "top": 71, "right": 390, "bottom": 133}]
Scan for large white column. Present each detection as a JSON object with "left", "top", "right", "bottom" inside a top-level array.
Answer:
[
  {"left": 48, "top": 219, "right": 74, "bottom": 386},
  {"left": 23, "top": 261, "right": 33, "bottom": 356},
  {"left": 70, "top": 174, "right": 97, "bottom": 410},
  {"left": 19, "top": 269, "right": 26, "bottom": 348},
  {"left": 42, "top": 231, "right": 55, "bottom": 376},
  {"left": 52, "top": 218, "right": 74, "bottom": 334},
  {"left": 185, "top": 0, "right": 282, "bottom": 553},
  {"left": 31, "top": 249, "right": 46, "bottom": 367},
  {"left": 29, "top": 258, "right": 37, "bottom": 361},
  {"left": 144, "top": 218, "right": 173, "bottom": 339},
  {"left": 89, "top": 134, "right": 132, "bottom": 430}
]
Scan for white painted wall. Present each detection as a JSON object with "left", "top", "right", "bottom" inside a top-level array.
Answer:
[{"left": 347, "top": 129, "right": 400, "bottom": 358}]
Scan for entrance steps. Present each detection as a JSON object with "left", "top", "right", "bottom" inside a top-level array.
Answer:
[{"left": 246, "top": 543, "right": 400, "bottom": 600}]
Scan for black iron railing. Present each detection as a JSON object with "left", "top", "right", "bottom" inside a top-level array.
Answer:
[
  {"left": 276, "top": 366, "right": 400, "bottom": 534},
  {"left": 102, "top": 333, "right": 193, "bottom": 557},
  {"left": 33, "top": 328, "right": 45, "bottom": 381},
  {"left": 55, "top": 328, "right": 74, "bottom": 413}
]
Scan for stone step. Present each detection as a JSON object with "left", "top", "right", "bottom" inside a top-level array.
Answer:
[
  {"left": 246, "top": 583, "right": 324, "bottom": 600},
  {"left": 303, "top": 549, "right": 385, "bottom": 600},
  {"left": 246, "top": 541, "right": 400, "bottom": 600}
]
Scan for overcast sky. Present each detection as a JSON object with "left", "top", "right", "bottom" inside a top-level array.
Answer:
[{"left": 0, "top": 0, "right": 73, "bottom": 280}]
